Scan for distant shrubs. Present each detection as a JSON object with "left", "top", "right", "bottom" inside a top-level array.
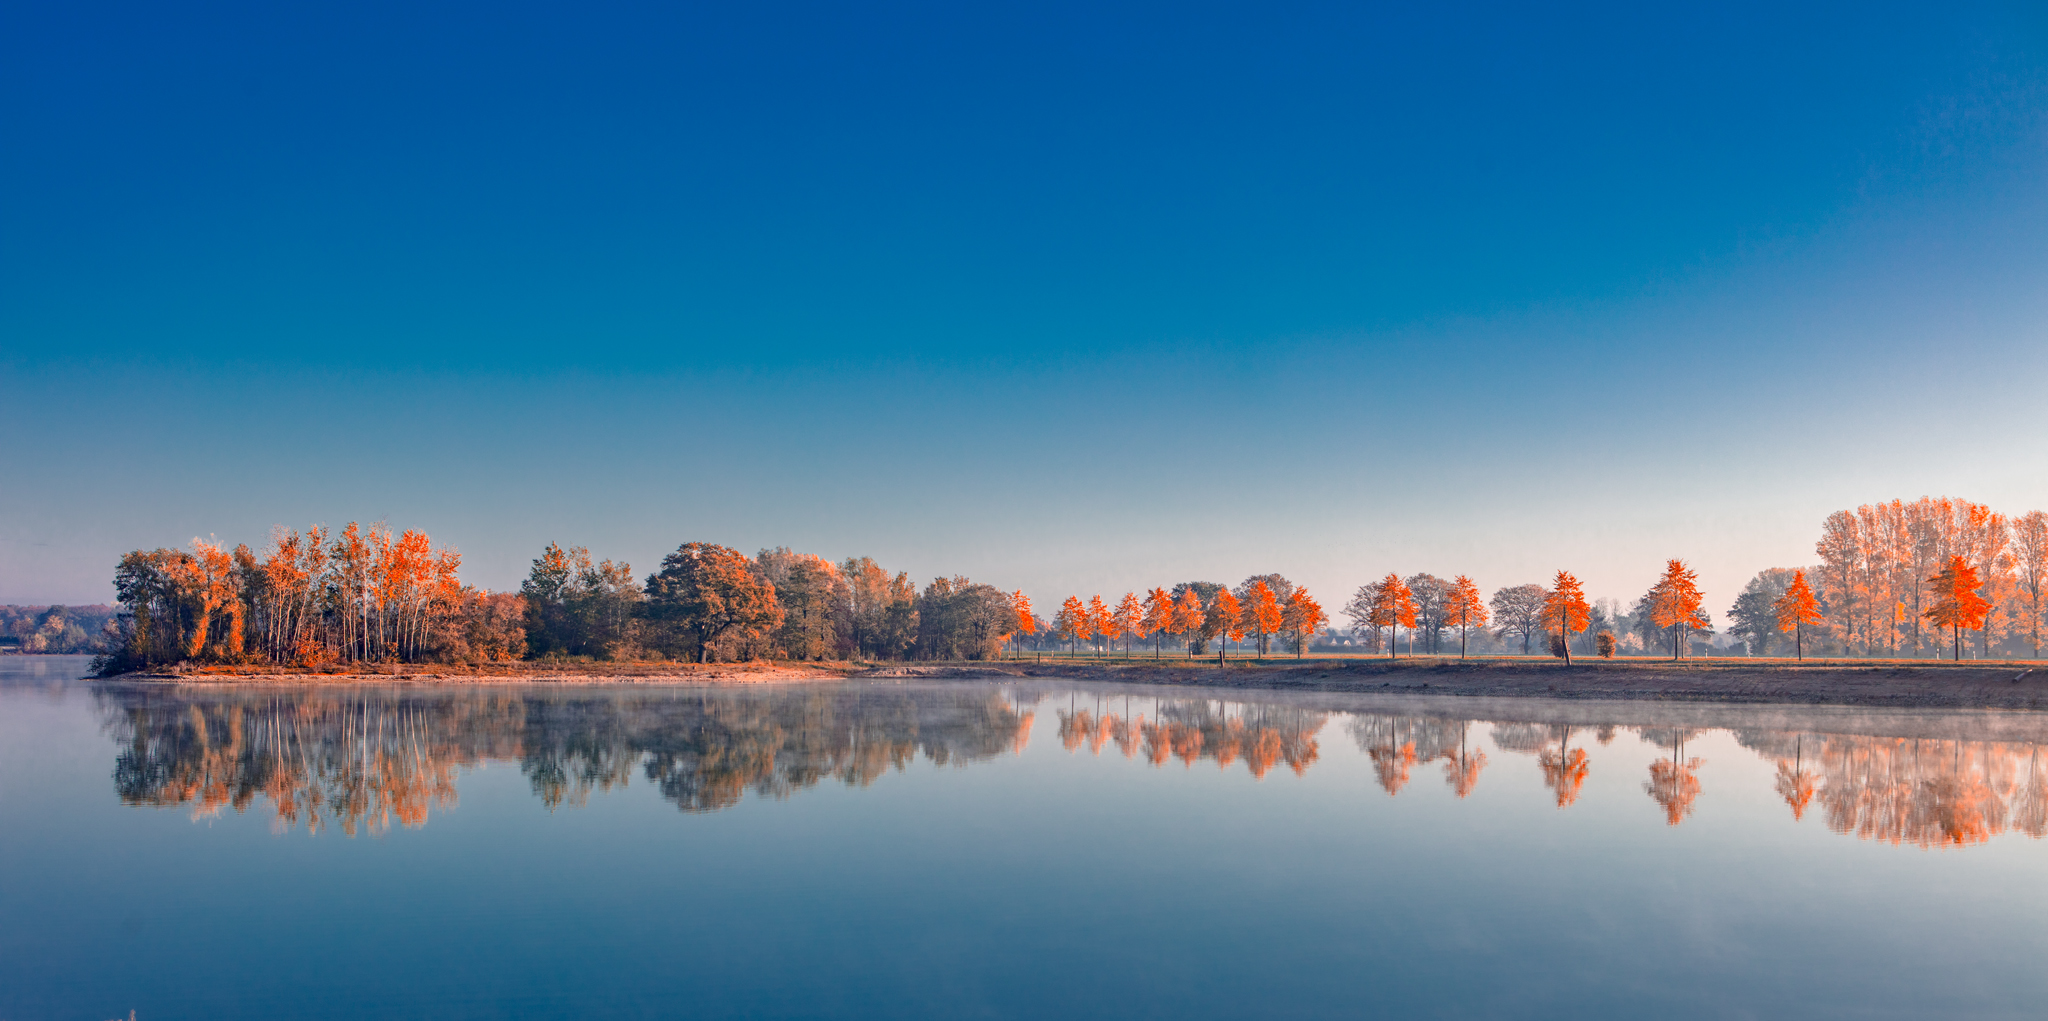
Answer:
[
  {"left": 0, "top": 604, "right": 115, "bottom": 654},
  {"left": 1596, "top": 630, "right": 1617, "bottom": 658}
]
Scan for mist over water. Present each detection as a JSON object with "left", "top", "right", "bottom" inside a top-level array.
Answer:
[{"left": 5, "top": 656, "right": 2047, "bottom": 1018}]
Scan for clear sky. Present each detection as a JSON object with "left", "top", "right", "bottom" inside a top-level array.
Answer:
[{"left": 5, "top": 0, "right": 2047, "bottom": 620}]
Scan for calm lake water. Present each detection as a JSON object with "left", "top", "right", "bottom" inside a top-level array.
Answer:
[{"left": 6, "top": 655, "right": 2048, "bottom": 1019}]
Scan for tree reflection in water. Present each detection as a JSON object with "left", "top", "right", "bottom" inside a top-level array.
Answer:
[
  {"left": 1640, "top": 729, "right": 1706, "bottom": 826},
  {"left": 93, "top": 683, "right": 2048, "bottom": 850},
  {"left": 105, "top": 689, "right": 519, "bottom": 835},
  {"left": 1057, "top": 697, "right": 1326, "bottom": 779},
  {"left": 100, "top": 684, "right": 1035, "bottom": 830},
  {"left": 1734, "top": 728, "right": 2048, "bottom": 848}
]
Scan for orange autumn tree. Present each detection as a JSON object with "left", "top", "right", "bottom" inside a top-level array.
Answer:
[
  {"left": 170, "top": 539, "right": 242, "bottom": 659},
  {"left": 1208, "top": 587, "right": 1245, "bottom": 662},
  {"left": 1141, "top": 587, "right": 1174, "bottom": 659},
  {"left": 109, "top": 522, "right": 474, "bottom": 672},
  {"left": 644, "top": 542, "right": 783, "bottom": 663},
  {"left": 1924, "top": 555, "right": 1991, "bottom": 662},
  {"left": 1240, "top": 581, "right": 1284, "bottom": 658},
  {"left": 1647, "top": 559, "right": 1709, "bottom": 660},
  {"left": 1173, "top": 588, "right": 1207, "bottom": 658},
  {"left": 1540, "top": 570, "right": 1592, "bottom": 666},
  {"left": 1087, "top": 594, "right": 1114, "bottom": 655},
  {"left": 1114, "top": 592, "right": 1145, "bottom": 656},
  {"left": 1055, "top": 596, "right": 1087, "bottom": 655},
  {"left": 1771, "top": 570, "right": 1823, "bottom": 661},
  {"left": 1368, "top": 573, "right": 1417, "bottom": 659},
  {"left": 1281, "top": 587, "right": 1327, "bottom": 658},
  {"left": 1443, "top": 575, "right": 1489, "bottom": 659},
  {"left": 1011, "top": 591, "right": 1036, "bottom": 656}
]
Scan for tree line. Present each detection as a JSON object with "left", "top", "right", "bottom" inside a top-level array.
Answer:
[
  {"left": 520, "top": 542, "right": 1019, "bottom": 663},
  {"left": 97, "top": 528, "right": 1025, "bottom": 671},
  {"left": 1725, "top": 496, "right": 2047, "bottom": 660},
  {"left": 93, "top": 495, "right": 2038, "bottom": 673},
  {"left": 97, "top": 524, "right": 526, "bottom": 674},
  {"left": 0, "top": 604, "right": 116, "bottom": 654},
  {"left": 1017, "top": 576, "right": 1329, "bottom": 659}
]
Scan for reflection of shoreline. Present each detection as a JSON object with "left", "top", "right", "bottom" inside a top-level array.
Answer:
[
  {"left": 90, "top": 680, "right": 2048, "bottom": 850},
  {"left": 1056, "top": 698, "right": 1325, "bottom": 778},
  {"left": 1736, "top": 730, "right": 2048, "bottom": 848},
  {"left": 99, "top": 685, "right": 1034, "bottom": 832}
]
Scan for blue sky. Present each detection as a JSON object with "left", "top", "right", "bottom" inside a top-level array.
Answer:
[{"left": 5, "top": 0, "right": 2048, "bottom": 618}]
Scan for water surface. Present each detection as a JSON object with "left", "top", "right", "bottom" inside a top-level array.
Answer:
[{"left": 4, "top": 655, "right": 2046, "bottom": 1019}]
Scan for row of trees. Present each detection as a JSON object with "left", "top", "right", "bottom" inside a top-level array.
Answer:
[
  {"left": 1722, "top": 497, "right": 2044, "bottom": 660},
  {"left": 1025, "top": 576, "right": 1330, "bottom": 659},
  {"left": 100, "top": 529, "right": 1028, "bottom": 670},
  {"left": 1343, "top": 547, "right": 1994, "bottom": 665},
  {"left": 100, "top": 525, "right": 526, "bottom": 673},
  {"left": 1339, "top": 571, "right": 1600, "bottom": 661},
  {"left": 98, "top": 495, "right": 2030, "bottom": 672},
  {"left": 0, "top": 604, "right": 116, "bottom": 654},
  {"left": 520, "top": 542, "right": 1019, "bottom": 663}
]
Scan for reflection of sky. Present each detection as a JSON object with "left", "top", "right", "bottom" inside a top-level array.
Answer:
[
  {"left": 6, "top": 663, "right": 2047, "bottom": 1017},
  {"left": 6, "top": 3, "right": 2048, "bottom": 614}
]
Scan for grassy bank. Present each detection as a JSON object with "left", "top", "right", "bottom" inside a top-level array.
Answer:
[{"left": 94, "top": 654, "right": 2048, "bottom": 709}]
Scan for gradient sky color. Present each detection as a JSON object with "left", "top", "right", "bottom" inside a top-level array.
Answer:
[{"left": 5, "top": 1, "right": 2048, "bottom": 621}]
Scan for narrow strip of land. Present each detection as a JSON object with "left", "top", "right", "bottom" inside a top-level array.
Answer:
[{"left": 92, "top": 657, "right": 2048, "bottom": 710}]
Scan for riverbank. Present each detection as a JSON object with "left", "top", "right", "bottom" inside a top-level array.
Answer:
[
  {"left": 100, "top": 660, "right": 856, "bottom": 685},
  {"left": 93, "top": 655, "right": 2048, "bottom": 709},
  {"left": 988, "top": 657, "right": 2048, "bottom": 710}
]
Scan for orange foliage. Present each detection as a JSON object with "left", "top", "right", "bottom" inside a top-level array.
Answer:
[
  {"left": 1540, "top": 570, "right": 1591, "bottom": 665},
  {"left": 1280, "top": 587, "right": 1327, "bottom": 658},
  {"left": 645, "top": 542, "right": 782, "bottom": 663},
  {"left": 1924, "top": 555, "right": 1991, "bottom": 661},
  {"left": 1371, "top": 740, "right": 1417, "bottom": 795},
  {"left": 1087, "top": 594, "right": 1113, "bottom": 654},
  {"left": 1647, "top": 559, "right": 1709, "bottom": 660},
  {"left": 1141, "top": 587, "right": 1175, "bottom": 658},
  {"left": 1240, "top": 581, "right": 1284, "bottom": 657},
  {"left": 1645, "top": 755, "right": 1705, "bottom": 826},
  {"left": 1442, "top": 575, "right": 1489, "bottom": 658},
  {"left": 1013, "top": 591, "right": 1036, "bottom": 636},
  {"left": 1539, "top": 740, "right": 1590, "bottom": 809},
  {"left": 1366, "top": 573, "right": 1417, "bottom": 658},
  {"left": 1054, "top": 596, "right": 1087, "bottom": 652},
  {"left": 1173, "top": 589, "right": 1206, "bottom": 657},
  {"left": 110, "top": 522, "right": 473, "bottom": 670},
  {"left": 1121, "top": 706, "right": 1324, "bottom": 778},
  {"left": 1114, "top": 592, "right": 1145, "bottom": 655},
  {"left": 1209, "top": 588, "right": 1245, "bottom": 660},
  {"left": 1775, "top": 759, "right": 1819, "bottom": 821},
  {"left": 1772, "top": 570, "right": 1824, "bottom": 660},
  {"left": 1444, "top": 745, "right": 1487, "bottom": 799}
]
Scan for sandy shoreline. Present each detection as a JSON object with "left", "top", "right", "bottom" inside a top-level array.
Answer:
[{"left": 84, "top": 656, "right": 2048, "bottom": 710}]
